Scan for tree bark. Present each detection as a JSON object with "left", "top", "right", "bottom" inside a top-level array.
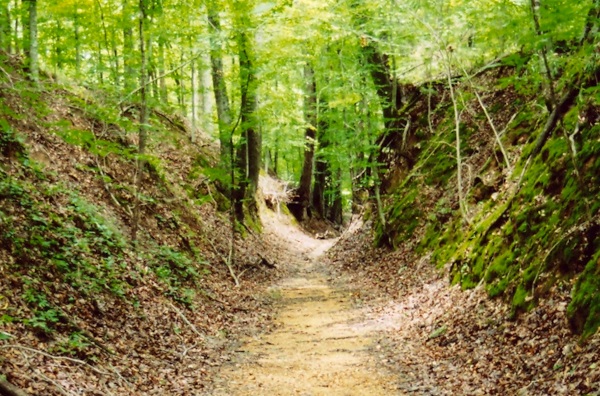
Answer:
[
  {"left": 329, "top": 168, "right": 343, "bottom": 224},
  {"left": 158, "top": 41, "right": 168, "bottom": 104},
  {"left": 132, "top": 0, "right": 148, "bottom": 241},
  {"left": 27, "top": 0, "right": 37, "bottom": 82},
  {"left": 122, "top": 0, "right": 134, "bottom": 91},
  {"left": 74, "top": 9, "right": 81, "bottom": 76},
  {"left": 361, "top": 42, "right": 402, "bottom": 146},
  {"left": 312, "top": 102, "right": 329, "bottom": 219},
  {"left": 191, "top": 55, "right": 197, "bottom": 142},
  {"left": 297, "top": 64, "right": 317, "bottom": 220},
  {"left": 0, "top": 3, "right": 10, "bottom": 52},
  {"left": 207, "top": 8, "right": 232, "bottom": 161},
  {"left": 201, "top": 53, "right": 213, "bottom": 133},
  {"left": 361, "top": 40, "right": 421, "bottom": 179},
  {"left": 13, "top": 0, "right": 18, "bottom": 55},
  {"left": 234, "top": 29, "right": 260, "bottom": 221}
]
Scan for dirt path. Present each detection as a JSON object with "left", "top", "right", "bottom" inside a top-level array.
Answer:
[{"left": 210, "top": 207, "right": 399, "bottom": 395}]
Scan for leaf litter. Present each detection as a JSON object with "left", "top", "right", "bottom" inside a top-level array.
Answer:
[{"left": 327, "top": 218, "right": 600, "bottom": 395}]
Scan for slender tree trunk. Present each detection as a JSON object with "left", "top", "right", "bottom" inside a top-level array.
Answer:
[
  {"left": 0, "top": 3, "right": 10, "bottom": 51},
  {"left": 297, "top": 63, "right": 317, "bottom": 220},
  {"left": 111, "top": 29, "right": 119, "bottom": 85},
  {"left": 444, "top": 53, "right": 469, "bottom": 223},
  {"left": 54, "top": 20, "right": 63, "bottom": 74},
  {"left": 313, "top": 102, "right": 329, "bottom": 219},
  {"left": 122, "top": 0, "right": 134, "bottom": 90},
  {"left": 27, "top": 0, "right": 37, "bottom": 82},
  {"left": 147, "top": 24, "right": 157, "bottom": 100},
  {"left": 201, "top": 53, "right": 213, "bottom": 133},
  {"left": 273, "top": 130, "right": 279, "bottom": 176},
  {"left": 74, "top": 9, "right": 81, "bottom": 76},
  {"left": 329, "top": 168, "right": 343, "bottom": 225},
  {"left": 158, "top": 41, "right": 167, "bottom": 104},
  {"left": 12, "top": 0, "right": 18, "bottom": 55},
  {"left": 178, "top": 49, "right": 185, "bottom": 112},
  {"left": 234, "top": 29, "right": 260, "bottom": 221},
  {"left": 191, "top": 55, "right": 197, "bottom": 142},
  {"left": 207, "top": 8, "right": 232, "bottom": 161},
  {"left": 529, "top": 0, "right": 556, "bottom": 109},
  {"left": 95, "top": 0, "right": 117, "bottom": 84},
  {"left": 132, "top": 0, "right": 148, "bottom": 241}
]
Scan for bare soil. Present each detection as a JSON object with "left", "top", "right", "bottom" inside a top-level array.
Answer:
[{"left": 210, "top": 206, "right": 399, "bottom": 395}]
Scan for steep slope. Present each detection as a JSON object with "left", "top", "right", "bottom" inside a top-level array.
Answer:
[
  {"left": 327, "top": 58, "right": 600, "bottom": 394},
  {"left": 0, "top": 56, "right": 279, "bottom": 395}
]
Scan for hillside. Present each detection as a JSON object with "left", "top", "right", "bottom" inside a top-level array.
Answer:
[
  {"left": 0, "top": 56, "right": 280, "bottom": 395},
  {"left": 327, "top": 59, "right": 600, "bottom": 394}
]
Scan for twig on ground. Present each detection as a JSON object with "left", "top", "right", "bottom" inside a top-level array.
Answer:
[
  {"left": 168, "top": 303, "right": 204, "bottom": 341},
  {"left": 19, "top": 350, "right": 72, "bottom": 396},
  {"left": 0, "top": 345, "right": 111, "bottom": 376}
]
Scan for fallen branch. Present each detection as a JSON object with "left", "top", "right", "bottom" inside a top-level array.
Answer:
[
  {"left": 168, "top": 303, "right": 204, "bottom": 340},
  {"left": 30, "top": 370, "right": 71, "bottom": 396},
  {"left": 0, "top": 345, "right": 111, "bottom": 376},
  {"left": 0, "top": 378, "right": 30, "bottom": 396}
]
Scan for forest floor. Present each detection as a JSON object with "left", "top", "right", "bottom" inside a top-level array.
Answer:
[
  {"left": 209, "top": 205, "right": 400, "bottom": 395},
  {"left": 207, "top": 206, "right": 600, "bottom": 395}
]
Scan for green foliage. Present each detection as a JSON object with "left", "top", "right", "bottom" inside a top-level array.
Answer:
[
  {"left": 146, "top": 243, "right": 208, "bottom": 306},
  {"left": 55, "top": 332, "right": 92, "bottom": 356}
]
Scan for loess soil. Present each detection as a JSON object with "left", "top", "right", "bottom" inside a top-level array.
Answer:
[{"left": 210, "top": 199, "right": 399, "bottom": 395}]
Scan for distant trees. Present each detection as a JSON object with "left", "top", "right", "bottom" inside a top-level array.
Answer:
[{"left": 1, "top": 0, "right": 597, "bottom": 228}]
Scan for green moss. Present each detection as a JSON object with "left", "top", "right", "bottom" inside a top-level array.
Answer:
[
  {"left": 512, "top": 284, "right": 530, "bottom": 310},
  {"left": 245, "top": 211, "right": 262, "bottom": 234},
  {"left": 486, "top": 250, "right": 514, "bottom": 282},
  {"left": 568, "top": 248, "right": 600, "bottom": 338}
]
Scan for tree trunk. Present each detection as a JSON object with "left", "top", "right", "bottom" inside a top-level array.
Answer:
[
  {"left": 273, "top": 130, "right": 279, "bottom": 176},
  {"left": 329, "top": 168, "right": 343, "bottom": 225},
  {"left": 122, "top": 0, "right": 134, "bottom": 91},
  {"left": 201, "top": 53, "right": 213, "bottom": 133},
  {"left": 158, "top": 41, "right": 167, "bottom": 104},
  {"left": 27, "top": 0, "right": 37, "bottom": 82},
  {"left": 132, "top": 0, "right": 148, "bottom": 241},
  {"left": 234, "top": 29, "right": 260, "bottom": 221},
  {"left": 95, "top": 0, "right": 117, "bottom": 84},
  {"left": 207, "top": 8, "right": 232, "bottom": 161},
  {"left": 13, "top": 0, "right": 18, "bottom": 55},
  {"left": 297, "top": 64, "right": 317, "bottom": 220},
  {"left": 74, "top": 9, "right": 81, "bottom": 76},
  {"left": 191, "top": 55, "right": 197, "bottom": 142},
  {"left": 361, "top": 42, "right": 402, "bottom": 147},
  {"left": 0, "top": 3, "right": 10, "bottom": 52},
  {"left": 178, "top": 49, "right": 185, "bottom": 112},
  {"left": 361, "top": 41, "right": 422, "bottom": 183},
  {"left": 313, "top": 103, "right": 329, "bottom": 219}
]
